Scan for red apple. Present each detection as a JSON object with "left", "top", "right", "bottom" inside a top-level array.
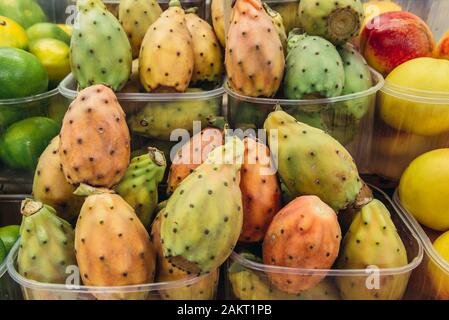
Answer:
[{"left": 360, "top": 11, "right": 435, "bottom": 75}]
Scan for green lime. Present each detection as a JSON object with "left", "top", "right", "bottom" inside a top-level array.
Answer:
[
  {"left": 0, "top": 239, "right": 6, "bottom": 264},
  {"left": 0, "top": 225, "right": 19, "bottom": 253}
]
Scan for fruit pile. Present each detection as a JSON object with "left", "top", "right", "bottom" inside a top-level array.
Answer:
[
  {"left": 399, "top": 149, "right": 449, "bottom": 300},
  {"left": 0, "top": 0, "right": 73, "bottom": 171},
  {"left": 361, "top": 0, "right": 449, "bottom": 181}
]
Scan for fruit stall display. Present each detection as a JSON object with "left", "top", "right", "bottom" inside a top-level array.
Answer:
[
  {"left": 0, "top": 195, "right": 23, "bottom": 300},
  {"left": 393, "top": 149, "right": 449, "bottom": 300},
  {"left": 360, "top": 0, "right": 449, "bottom": 183},
  {"left": 226, "top": 186, "right": 422, "bottom": 300},
  {"left": 0, "top": 0, "right": 448, "bottom": 301}
]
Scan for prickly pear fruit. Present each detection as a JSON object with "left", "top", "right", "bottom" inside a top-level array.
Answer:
[
  {"left": 298, "top": 0, "right": 364, "bottom": 44},
  {"left": 284, "top": 34, "right": 345, "bottom": 99},
  {"left": 74, "top": 184, "right": 157, "bottom": 300},
  {"left": 263, "top": 3, "right": 287, "bottom": 55},
  {"left": 18, "top": 199, "right": 76, "bottom": 284},
  {"left": 225, "top": 0, "right": 285, "bottom": 97},
  {"left": 185, "top": 8, "right": 223, "bottom": 85},
  {"left": 32, "top": 136, "right": 83, "bottom": 221},
  {"left": 228, "top": 253, "right": 340, "bottom": 300},
  {"left": 115, "top": 148, "right": 166, "bottom": 228},
  {"left": 70, "top": 0, "right": 132, "bottom": 91},
  {"left": 336, "top": 199, "right": 409, "bottom": 300},
  {"left": 59, "top": 85, "right": 130, "bottom": 188},
  {"left": 240, "top": 138, "right": 281, "bottom": 242},
  {"left": 263, "top": 196, "right": 341, "bottom": 293},
  {"left": 161, "top": 137, "right": 244, "bottom": 274},
  {"left": 150, "top": 213, "right": 219, "bottom": 300},
  {"left": 211, "top": 0, "right": 225, "bottom": 47},
  {"left": 129, "top": 90, "right": 221, "bottom": 140},
  {"left": 328, "top": 44, "right": 373, "bottom": 126},
  {"left": 119, "top": 0, "right": 162, "bottom": 59},
  {"left": 270, "top": 2, "right": 301, "bottom": 34},
  {"left": 139, "top": 0, "right": 194, "bottom": 92},
  {"left": 167, "top": 124, "right": 224, "bottom": 194},
  {"left": 264, "top": 108, "right": 371, "bottom": 211}
]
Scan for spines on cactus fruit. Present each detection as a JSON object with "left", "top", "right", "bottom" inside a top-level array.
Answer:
[
  {"left": 239, "top": 137, "right": 281, "bottom": 242},
  {"left": 211, "top": 0, "right": 225, "bottom": 47},
  {"left": 119, "top": 0, "right": 162, "bottom": 59},
  {"left": 150, "top": 212, "right": 219, "bottom": 300},
  {"left": 298, "top": 0, "right": 364, "bottom": 45},
  {"left": 336, "top": 199, "right": 409, "bottom": 300},
  {"left": 70, "top": 0, "right": 132, "bottom": 91},
  {"left": 139, "top": 0, "right": 194, "bottom": 92},
  {"left": 115, "top": 148, "right": 167, "bottom": 228},
  {"left": 74, "top": 184, "right": 156, "bottom": 300},
  {"left": 59, "top": 85, "right": 130, "bottom": 188},
  {"left": 18, "top": 199, "right": 76, "bottom": 284},
  {"left": 32, "top": 136, "right": 83, "bottom": 221},
  {"left": 225, "top": 0, "right": 285, "bottom": 97},
  {"left": 263, "top": 196, "right": 341, "bottom": 293},
  {"left": 185, "top": 8, "right": 223, "bottom": 85},
  {"left": 284, "top": 34, "right": 345, "bottom": 99},
  {"left": 167, "top": 119, "right": 224, "bottom": 194},
  {"left": 264, "top": 107, "right": 372, "bottom": 211},
  {"left": 263, "top": 3, "right": 288, "bottom": 55},
  {"left": 161, "top": 137, "right": 244, "bottom": 274}
]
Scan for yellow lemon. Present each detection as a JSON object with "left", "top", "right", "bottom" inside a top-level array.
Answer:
[
  {"left": 399, "top": 148, "right": 449, "bottom": 231},
  {"left": 57, "top": 24, "right": 73, "bottom": 37},
  {"left": 428, "top": 231, "right": 449, "bottom": 299},
  {"left": 28, "top": 38, "right": 70, "bottom": 87},
  {"left": 0, "top": 16, "right": 28, "bottom": 49},
  {"left": 380, "top": 58, "right": 449, "bottom": 136}
]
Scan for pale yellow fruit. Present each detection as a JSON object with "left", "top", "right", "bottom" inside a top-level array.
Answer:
[
  {"left": 0, "top": 16, "right": 28, "bottom": 49},
  {"left": 399, "top": 148, "right": 449, "bottom": 231},
  {"left": 380, "top": 58, "right": 449, "bottom": 136},
  {"left": 28, "top": 38, "right": 70, "bottom": 87},
  {"left": 428, "top": 231, "right": 449, "bottom": 299}
]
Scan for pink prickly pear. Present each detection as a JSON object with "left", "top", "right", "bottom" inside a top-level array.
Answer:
[
  {"left": 225, "top": 0, "right": 285, "bottom": 97},
  {"left": 263, "top": 195, "right": 341, "bottom": 293}
]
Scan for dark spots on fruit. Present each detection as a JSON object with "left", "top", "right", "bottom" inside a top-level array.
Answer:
[
  {"left": 356, "top": 239, "right": 360, "bottom": 243},
  {"left": 204, "top": 229, "right": 210, "bottom": 235},
  {"left": 122, "top": 272, "right": 128, "bottom": 277},
  {"left": 118, "top": 233, "right": 123, "bottom": 237}
]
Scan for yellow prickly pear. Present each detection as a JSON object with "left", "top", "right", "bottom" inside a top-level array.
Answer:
[
  {"left": 139, "top": 0, "right": 194, "bottom": 92},
  {"left": 211, "top": 0, "right": 225, "bottom": 47}
]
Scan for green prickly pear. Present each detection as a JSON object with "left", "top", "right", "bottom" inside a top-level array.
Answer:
[
  {"left": 225, "top": 0, "right": 285, "bottom": 97},
  {"left": 18, "top": 199, "right": 76, "bottom": 284},
  {"left": 70, "top": 0, "right": 132, "bottom": 91},
  {"left": 150, "top": 212, "right": 219, "bottom": 300},
  {"left": 129, "top": 90, "right": 221, "bottom": 141},
  {"left": 298, "top": 0, "right": 364, "bottom": 45},
  {"left": 115, "top": 148, "right": 167, "bottom": 229},
  {"left": 119, "top": 0, "right": 162, "bottom": 59},
  {"left": 263, "top": 3, "right": 287, "bottom": 55},
  {"left": 139, "top": 0, "right": 194, "bottom": 92},
  {"left": 263, "top": 196, "right": 341, "bottom": 293},
  {"left": 33, "top": 136, "right": 83, "bottom": 221},
  {"left": 336, "top": 199, "right": 409, "bottom": 300},
  {"left": 161, "top": 137, "right": 244, "bottom": 274},
  {"left": 284, "top": 34, "right": 345, "bottom": 99},
  {"left": 264, "top": 108, "right": 371, "bottom": 211},
  {"left": 185, "top": 8, "right": 223, "bottom": 85},
  {"left": 74, "top": 184, "right": 157, "bottom": 300}
]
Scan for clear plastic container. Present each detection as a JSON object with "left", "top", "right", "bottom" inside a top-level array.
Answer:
[
  {"left": 59, "top": 74, "right": 224, "bottom": 155},
  {"left": 393, "top": 192, "right": 449, "bottom": 300},
  {"left": 102, "top": 0, "right": 207, "bottom": 19},
  {"left": 225, "top": 69, "right": 384, "bottom": 171},
  {"left": 0, "top": 195, "right": 27, "bottom": 300},
  {"left": 225, "top": 186, "right": 423, "bottom": 300},
  {"left": 0, "top": 89, "right": 70, "bottom": 185},
  {"left": 369, "top": 83, "right": 449, "bottom": 183},
  {"left": 7, "top": 240, "right": 219, "bottom": 300}
]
